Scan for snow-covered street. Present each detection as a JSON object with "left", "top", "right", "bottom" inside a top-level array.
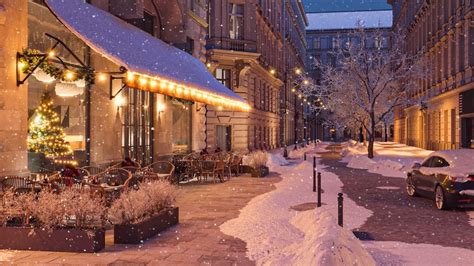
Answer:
[{"left": 220, "top": 142, "right": 474, "bottom": 265}]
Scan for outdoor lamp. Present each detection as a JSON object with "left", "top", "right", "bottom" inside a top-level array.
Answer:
[
  {"left": 115, "top": 95, "right": 126, "bottom": 108},
  {"left": 157, "top": 103, "right": 166, "bottom": 114}
]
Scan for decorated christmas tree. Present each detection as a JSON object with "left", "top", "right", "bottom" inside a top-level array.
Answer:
[{"left": 28, "top": 92, "right": 72, "bottom": 157}]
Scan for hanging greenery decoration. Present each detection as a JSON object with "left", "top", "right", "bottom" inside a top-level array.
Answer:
[
  {"left": 19, "top": 48, "right": 95, "bottom": 85},
  {"left": 170, "top": 96, "right": 194, "bottom": 106}
]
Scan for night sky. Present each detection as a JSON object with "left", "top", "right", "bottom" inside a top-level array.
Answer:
[{"left": 302, "top": 0, "right": 392, "bottom": 13}]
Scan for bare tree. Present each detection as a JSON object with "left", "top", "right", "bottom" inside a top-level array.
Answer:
[{"left": 300, "top": 27, "right": 429, "bottom": 158}]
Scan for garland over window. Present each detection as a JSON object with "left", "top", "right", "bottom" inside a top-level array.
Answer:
[{"left": 19, "top": 48, "right": 95, "bottom": 85}]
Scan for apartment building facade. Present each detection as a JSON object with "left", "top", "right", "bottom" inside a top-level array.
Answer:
[
  {"left": 389, "top": 0, "right": 474, "bottom": 150},
  {"left": 206, "top": 0, "right": 307, "bottom": 152}
]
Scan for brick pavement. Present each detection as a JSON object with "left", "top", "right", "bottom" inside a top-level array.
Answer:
[{"left": 0, "top": 174, "right": 281, "bottom": 265}]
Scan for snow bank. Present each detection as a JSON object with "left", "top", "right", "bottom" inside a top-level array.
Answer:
[
  {"left": 341, "top": 142, "right": 432, "bottom": 178},
  {"left": 267, "top": 153, "right": 289, "bottom": 169},
  {"left": 273, "top": 209, "right": 375, "bottom": 266},
  {"left": 220, "top": 155, "right": 373, "bottom": 265},
  {"left": 288, "top": 145, "right": 315, "bottom": 159},
  {"left": 347, "top": 155, "right": 406, "bottom": 178},
  {"left": 363, "top": 241, "right": 474, "bottom": 266}
]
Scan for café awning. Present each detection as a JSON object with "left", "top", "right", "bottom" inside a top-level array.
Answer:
[{"left": 45, "top": 0, "right": 250, "bottom": 111}]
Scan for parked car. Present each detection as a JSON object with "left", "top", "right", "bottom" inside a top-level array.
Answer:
[{"left": 406, "top": 149, "right": 474, "bottom": 210}]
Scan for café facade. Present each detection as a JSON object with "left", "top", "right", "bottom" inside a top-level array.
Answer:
[{"left": 0, "top": 0, "right": 249, "bottom": 176}]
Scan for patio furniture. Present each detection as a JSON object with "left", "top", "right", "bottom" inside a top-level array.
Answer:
[
  {"left": 91, "top": 168, "right": 132, "bottom": 203},
  {"left": 0, "top": 176, "right": 37, "bottom": 194},
  {"left": 230, "top": 154, "right": 243, "bottom": 176},
  {"left": 80, "top": 166, "right": 107, "bottom": 176},
  {"left": 199, "top": 160, "right": 225, "bottom": 184},
  {"left": 179, "top": 159, "right": 201, "bottom": 183},
  {"left": 143, "top": 161, "right": 175, "bottom": 183}
]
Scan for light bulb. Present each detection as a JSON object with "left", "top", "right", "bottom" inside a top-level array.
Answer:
[{"left": 97, "top": 73, "right": 107, "bottom": 82}]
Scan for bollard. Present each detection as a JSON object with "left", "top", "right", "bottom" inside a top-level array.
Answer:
[
  {"left": 338, "top": 193, "right": 343, "bottom": 227},
  {"left": 304, "top": 152, "right": 307, "bottom": 161},
  {"left": 317, "top": 172, "right": 322, "bottom": 207},
  {"left": 312, "top": 157, "right": 316, "bottom": 192}
]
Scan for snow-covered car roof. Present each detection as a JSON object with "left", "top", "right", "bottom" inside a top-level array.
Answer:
[
  {"left": 44, "top": 0, "right": 249, "bottom": 111},
  {"left": 422, "top": 149, "right": 474, "bottom": 177}
]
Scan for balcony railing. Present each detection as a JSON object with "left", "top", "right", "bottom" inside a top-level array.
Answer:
[{"left": 206, "top": 38, "right": 257, "bottom": 53}]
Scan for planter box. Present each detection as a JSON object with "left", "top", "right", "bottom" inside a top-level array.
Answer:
[
  {"left": 114, "top": 207, "right": 179, "bottom": 244},
  {"left": 251, "top": 166, "right": 269, "bottom": 177},
  {"left": 0, "top": 227, "right": 105, "bottom": 253}
]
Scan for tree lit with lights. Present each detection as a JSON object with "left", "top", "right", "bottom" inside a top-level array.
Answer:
[{"left": 28, "top": 92, "right": 72, "bottom": 157}]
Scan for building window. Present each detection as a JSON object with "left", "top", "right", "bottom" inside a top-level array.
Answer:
[
  {"left": 28, "top": 1, "right": 88, "bottom": 169},
  {"left": 375, "top": 37, "right": 383, "bottom": 49},
  {"left": 215, "top": 68, "right": 232, "bottom": 89},
  {"left": 331, "top": 37, "right": 338, "bottom": 49},
  {"left": 216, "top": 125, "right": 232, "bottom": 151},
  {"left": 313, "top": 37, "right": 321, "bottom": 49},
  {"left": 170, "top": 100, "right": 192, "bottom": 153},
  {"left": 229, "top": 4, "right": 244, "bottom": 40}
]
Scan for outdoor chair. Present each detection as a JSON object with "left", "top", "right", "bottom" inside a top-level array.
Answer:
[
  {"left": 0, "top": 176, "right": 36, "bottom": 194},
  {"left": 48, "top": 173, "right": 82, "bottom": 192},
  {"left": 200, "top": 160, "right": 225, "bottom": 184},
  {"left": 80, "top": 166, "right": 107, "bottom": 176},
  {"left": 92, "top": 168, "right": 132, "bottom": 203},
  {"left": 179, "top": 159, "right": 201, "bottom": 183},
  {"left": 230, "top": 154, "right": 243, "bottom": 176},
  {"left": 143, "top": 161, "right": 176, "bottom": 183}
]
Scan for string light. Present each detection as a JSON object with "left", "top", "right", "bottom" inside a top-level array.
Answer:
[
  {"left": 64, "top": 70, "right": 76, "bottom": 80},
  {"left": 303, "top": 80, "right": 309, "bottom": 85},
  {"left": 295, "top": 68, "right": 301, "bottom": 75},
  {"left": 124, "top": 72, "right": 251, "bottom": 112},
  {"left": 48, "top": 51, "right": 55, "bottom": 58},
  {"left": 139, "top": 77, "right": 148, "bottom": 86},
  {"left": 270, "top": 69, "right": 276, "bottom": 75},
  {"left": 18, "top": 62, "right": 26, "bottom": 70}
]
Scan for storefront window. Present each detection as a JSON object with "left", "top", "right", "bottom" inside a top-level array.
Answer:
[
  {"left": 121, "top": 88, "right": 154, "bottom": 165},
  {"left": 27, "top": 1, "right": 87, "bottom": 170},
  {"left": 170, "top": 100, "right": 192, "bottom": 153}
]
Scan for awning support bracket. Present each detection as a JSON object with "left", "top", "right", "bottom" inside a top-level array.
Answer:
[
  {"left": 16, "top": 33, "right": 92, "bottom": 87},
  {"left": 109, "top": 75, "right": 126, "bottom": 100}
]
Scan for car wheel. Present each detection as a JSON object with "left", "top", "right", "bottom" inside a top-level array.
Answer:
[
  {"left": 406, "top": 175, "right": 417, "bottom": 197},
  {"left": 435, "top": 185, "right": 449, "bottom": 210}
]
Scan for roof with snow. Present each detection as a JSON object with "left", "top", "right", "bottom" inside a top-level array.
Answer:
[
  {"left": 45, "top": 0, "right": 249, "bottom": 111},
  {"left": 306, "top": 10, "right": 392, "bottom": 30},
  {"left": 303, "top": 0, "right": 392, "bottom": 13}
]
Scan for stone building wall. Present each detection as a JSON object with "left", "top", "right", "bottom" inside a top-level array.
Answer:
[
  {"left": 390, "top": 0, "right": 474, "bottom": 150},
  {"left": 0, "top": 0, "right": 29, "bottom": 175}
]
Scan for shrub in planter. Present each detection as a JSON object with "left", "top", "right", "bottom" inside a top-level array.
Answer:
[
  {"left": 243, "top": 150, "right": 270, "bottom": 177},
  {"left": 108, "top": 180, "right": 179, "bottom": 244},
  {"left": 0, "top": 189, "right": 107, "bottom": 252}
]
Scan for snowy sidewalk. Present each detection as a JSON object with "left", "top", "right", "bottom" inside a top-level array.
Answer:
[{"left": 220, "top": 144, "right": 375, "bottom": 265}]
